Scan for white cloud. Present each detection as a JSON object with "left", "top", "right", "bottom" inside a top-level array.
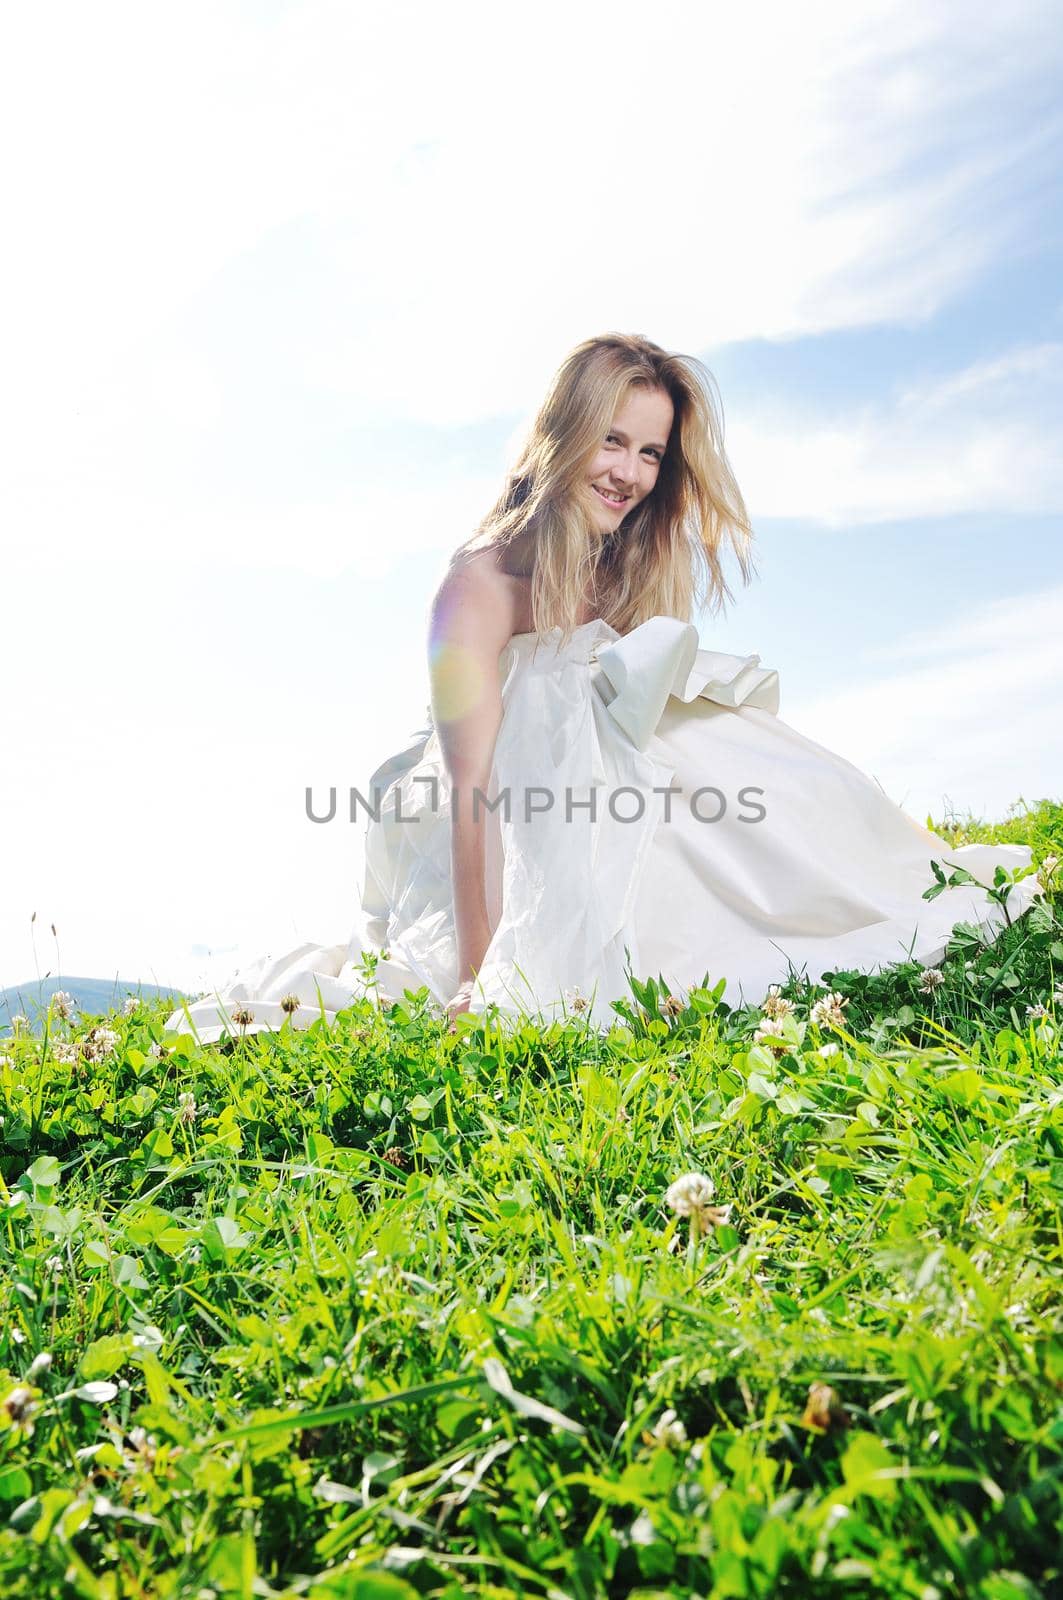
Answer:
[
  {"left": 2, "top": 0, "right": 1060, "bottom": 574},
  {"left": 2, "top": 473, "right": 495, "bottom": 577},
  {"left": 0, "top": 555, "right": 438, "bottom": 991},
  {"left": 863, "top": 579, "right": 1063, "bottom": 662},
  {"left": 730, "top": 342, "right": 1063, "bottom": 524},
  {"left": 2, "top": 1, "right": 1059, "bottom": 986},
  {"left": 785, "top": 584, "right": 1063, "bottom": 821}
]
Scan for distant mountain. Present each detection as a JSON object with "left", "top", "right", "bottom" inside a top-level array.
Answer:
[{"left": 0, "top": 975, "right": 187, "bottom": 1035}]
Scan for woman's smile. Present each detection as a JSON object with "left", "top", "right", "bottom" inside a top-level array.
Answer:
[
  {"left": 586, "top": 384, "right": 674, "bottom": 529},
  {"left": 592, "top": 485, "right": 631, "bottom": 509}
]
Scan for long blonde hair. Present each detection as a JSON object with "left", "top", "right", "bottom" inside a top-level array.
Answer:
[{"left": 453, "top": 332, "right": 756, "bottom": 641}]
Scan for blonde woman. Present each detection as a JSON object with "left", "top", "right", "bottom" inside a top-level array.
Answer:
[
  {"left": 426, "top": 334, "right": 755, "bottom": 1025},
  {"left": 168, "top": 333, "right": 1041, "bottom": 1043}
]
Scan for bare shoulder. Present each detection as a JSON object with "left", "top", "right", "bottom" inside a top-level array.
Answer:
[{"left": 429, "top": 547, "right": 530, "bottom": 651}]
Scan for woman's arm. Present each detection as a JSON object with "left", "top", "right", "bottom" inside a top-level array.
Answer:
[{"left": 428, "top": 558, "right": 516, "bottom": 1015}]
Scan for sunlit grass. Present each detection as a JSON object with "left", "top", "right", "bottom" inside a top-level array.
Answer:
[{"left": 1, "top": 799, "right": 1060, "bottom": 1598}]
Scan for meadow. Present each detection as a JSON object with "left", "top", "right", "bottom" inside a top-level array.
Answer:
[{"left": 1, "top": 799, "right": 1061, "bottom": 1599}]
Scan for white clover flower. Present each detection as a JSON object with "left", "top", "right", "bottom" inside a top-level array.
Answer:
[
  {"left": 648, "top": 1408, "right": 687, "bottom": 1449},
  {"left": 52, "top": 1041, "right": 79, "bottom": 1066},
  {"left": 83, "top": 1026, "right": 120, "bottom": 1063},
  {"left": 178, "top": 1092, "right": 197, "bottom": 1124},
  {"left": 761, "top": 985, "right": 796, "bottom": 1020},
  {"left": 25, "top": 1352, "right": 52, "bottom": 1383},
  {"left": 1053, "top": 984, "right": 1063, "bottom": 1007},
  {"left": 3, "top": 1386, "right": 37, "bottom": 1429},
  {"left": 45, "top": 1255, "right": 63, "bottom": 1275},
  {"left": 122, "top": 1425, "right": 158, "bottom": 1470},
  {"left": 1039, "top": 853, "right": 1058, "bottom": 876},
  {"left": 817, "top": 1042, "right": 841, "bottom": 1059},
  {"left": 123, "top": 997, "right": 139, "bottom": 1016},
  {"left": 664, "top": 1172, "right": 731, "bottom": 1236},
  {"left": 1025, "top": 1003, "right": 1049, "bottom": 1020},
  {"left": 802, "top": 1382, "right": 849, "bottom": 1432},
  {"left": 10, "top": 1014, "right": 28, "bottom": 1034},
  {"left": 563, "top": 987, "right": 589, "bottom": 1015},
  {"left": 147, "top": 1042, "right": 162, "bottom": 1059},
  {"left": 918, "top": 968, "right": 946, "bottom": 994},
  {"left": 665, "top": 1171, "right": 715, "bottom": 1217},
  {"left": 50, "top": 991, "right": 75, "bottom": 1021},
  {"left": 753, "top": 1017, "right": 792, "bottom": 1058},
  {"left": 810, "top": 991, "right": 849, "bottom": 1030},
  {"left": 0, "top": 1053, "right": 12, "bottom": 1069}
]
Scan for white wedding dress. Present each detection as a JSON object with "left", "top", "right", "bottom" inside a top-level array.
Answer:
[{"left": 165, "top": 616, "right": 1042, "bottom": 1043}]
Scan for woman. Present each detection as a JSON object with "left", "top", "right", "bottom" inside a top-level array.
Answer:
[
  {"left": 167, "top": 333, "right": 1040, "bottom": 1043},
  {"left": 427, "top": 334, "right": 755, "bottom": 1025}
]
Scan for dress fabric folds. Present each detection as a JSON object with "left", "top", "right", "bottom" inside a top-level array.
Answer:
[{"left": 166, "top": 616, "right": 1042, "bottom": 1043}]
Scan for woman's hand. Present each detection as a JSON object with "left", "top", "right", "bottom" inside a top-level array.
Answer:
[{"left": 445, "top": 980, "right": 476, "bottom": 1029}]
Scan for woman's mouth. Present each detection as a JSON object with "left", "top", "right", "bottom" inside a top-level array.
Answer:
[{"left": 593, "top": 485, "right": 631, "bottom": 509}]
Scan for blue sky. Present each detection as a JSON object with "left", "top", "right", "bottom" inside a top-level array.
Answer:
[{"left": 1, "top": 0, "right": 1061, "bottom": 991}]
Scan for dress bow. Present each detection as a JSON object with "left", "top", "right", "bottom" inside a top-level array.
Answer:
[{"left": 593, "top": 615, "right": 780, "bottom": 751}]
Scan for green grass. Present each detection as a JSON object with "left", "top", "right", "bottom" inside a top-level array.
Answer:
[{"left": 1, "top": 799, "right": 1061, "bottom": 1599}]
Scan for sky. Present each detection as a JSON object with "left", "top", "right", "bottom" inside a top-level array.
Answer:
[{"left": 1, "top": 0, "right": 1061, "bottom": 995}]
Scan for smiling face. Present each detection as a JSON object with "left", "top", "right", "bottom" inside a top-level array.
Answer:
[{"left": 585, "top": 384, "right": 675, "bottom": 533}]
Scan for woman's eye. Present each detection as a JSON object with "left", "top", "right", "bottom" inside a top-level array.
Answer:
[{"left": 606, "top": 434, "right": 661, "bottom": 460}]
